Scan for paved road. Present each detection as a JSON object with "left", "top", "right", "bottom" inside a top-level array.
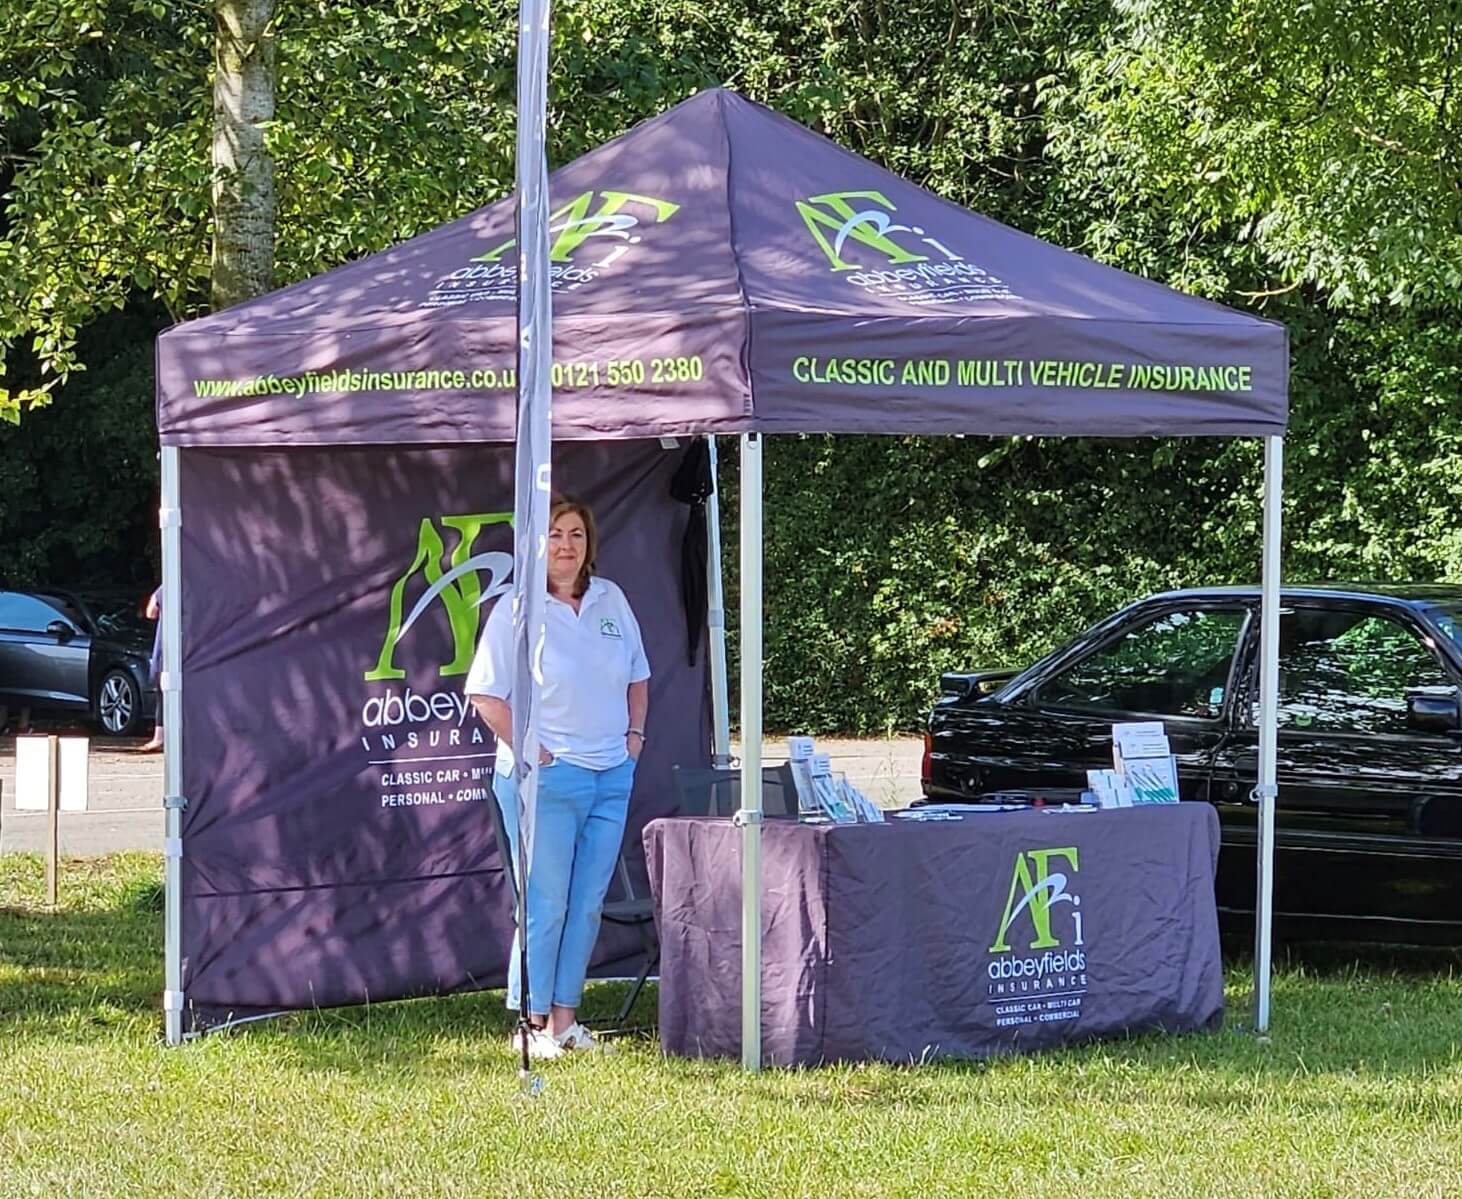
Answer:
[
  {"left": 0, "top": 733, "right": 924, "bottom": 855},
  {"left": 0, "top": 734, "right": 163, "bottom": 855}
]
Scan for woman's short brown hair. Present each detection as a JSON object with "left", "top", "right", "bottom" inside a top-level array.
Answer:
[{"left": 549, "top": 496, "right": 597, "bottom": 597}]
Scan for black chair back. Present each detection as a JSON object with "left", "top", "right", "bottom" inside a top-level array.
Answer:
[{"left": 671, "top": 763, "right": 799, "bottom": 818}]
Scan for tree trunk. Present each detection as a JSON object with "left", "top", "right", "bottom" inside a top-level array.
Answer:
[{"left": 212, "top": 0, "right": 275, "bottom": 310}]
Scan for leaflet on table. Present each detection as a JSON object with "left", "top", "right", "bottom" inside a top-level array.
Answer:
[
  {"left": 811, "top": 753, "right": 859, "bottom": 823},
  {"left": 1105, "top": 722, "right": 1175, "bottom": 807},
  {"left": 785, "top": 738, "right": 883, "bottom": 823},
  {"left": 842, "top": 777, "right": 885, "bottom": 823},
  {"left": 787, "top": 736, "right": 822, "bottom": 818},
  {"left": 1086, "top": 768, "right": 1127, "bottom": 809}
]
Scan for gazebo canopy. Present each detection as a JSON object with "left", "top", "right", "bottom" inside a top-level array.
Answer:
[{"left": 157, "top": 88, "right": 1287, "bottom": 448}]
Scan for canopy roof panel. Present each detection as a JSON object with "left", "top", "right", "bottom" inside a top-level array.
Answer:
[{"left": 159, "top": 88, "right": 1288, "bottom": 446}]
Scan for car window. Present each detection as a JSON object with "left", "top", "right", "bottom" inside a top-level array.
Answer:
[
  {"left": 81, "top": 594, "right": 150, "bottom": 640},
  {"left": 0, "top": 593, "right": 68, "bottom": 632},
  {"left": 1036, "top": 607, "right": 1246, "bottom": 718},
  {"left": 1425, "top": 602, "right": 1462, "bottom": 653},
  {"left": 1255, "top": 609, "right": 1455, "bottom": 735},
  {"left": 36, "top": 593, "right": 88, "bottom": 629}
]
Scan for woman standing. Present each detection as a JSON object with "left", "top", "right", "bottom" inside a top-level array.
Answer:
[{"left": 466, "top": 497, "right": 650, "bottom": 1059}]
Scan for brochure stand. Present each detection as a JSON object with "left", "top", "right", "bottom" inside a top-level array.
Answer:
[{"left": 1089, "top": 722, "right": 1180, "bottom": 807}]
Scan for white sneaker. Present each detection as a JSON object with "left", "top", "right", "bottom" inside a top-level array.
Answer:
[
  {"left": 507, "top": 1028, "right": 565, "bottom": 1060},
  {"left": 554, "top": 1021, "right": 601, "bottom": 1052}
]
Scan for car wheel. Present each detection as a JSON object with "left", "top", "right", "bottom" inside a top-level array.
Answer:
[{"left": 96, "top": 669, "right": 143, "bottom": 737}]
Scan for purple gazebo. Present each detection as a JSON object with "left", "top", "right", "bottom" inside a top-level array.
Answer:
[{"left": 155, "top": 89, "right": 1288, "bottom": 1055}]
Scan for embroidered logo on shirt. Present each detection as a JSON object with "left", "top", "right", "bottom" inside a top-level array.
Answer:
[{"left": 599, "top": 617, "right": 623, "bottom": 639}]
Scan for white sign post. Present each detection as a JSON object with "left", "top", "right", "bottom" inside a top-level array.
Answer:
[{"left": 15, "top": 735, "right": 89, "bottom": 811}]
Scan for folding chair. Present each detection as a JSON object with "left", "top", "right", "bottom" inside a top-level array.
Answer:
[
  {"left": 669, "top": 762, "right": 800, "bottom": 818},
  {"left": 485, "top": 775, "right": 670, "bottom": 1031},
  {"left": 584, "top": 764, "right": 798, "bottom": 1028}
]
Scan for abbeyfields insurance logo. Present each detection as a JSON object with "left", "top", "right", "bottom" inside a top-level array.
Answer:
[
  {"left": 424, "top": 190, "right": 680, "bottom": 308},
  {"left": 989, "top": 846, "right": 1083, "bottom": 953},
  {"left": 361, "top": 512, "right": 513, "bottom": 804},
  {"left": 360, "top": 512, "right": 511, "bottom": 753},
  {"left": 985, "top": 846, "right": 1089, "bottom": 1029},
  {"left": 367, "top": 512, "right": 514, "bottom": 682},
  {"left": 795, "top": 189, "right": 1012, "bottom": 306}
]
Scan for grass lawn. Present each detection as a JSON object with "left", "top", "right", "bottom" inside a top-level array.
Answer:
[{"left": 2, "top": 854, "right": 1461, "bottom": 1199}]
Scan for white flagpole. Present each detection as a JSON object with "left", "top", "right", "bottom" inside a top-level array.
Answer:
[{"left": 511, "top": 0, "right": 553, "bottom": 1080}]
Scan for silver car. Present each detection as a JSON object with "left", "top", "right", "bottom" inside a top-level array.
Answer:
[{"left": 0, "top": 588, "right": 158, "bottom": 736}]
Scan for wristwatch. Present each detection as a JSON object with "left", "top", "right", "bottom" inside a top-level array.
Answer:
[{"left": 628, "top": 728, "right": 646, "bottom": 740}]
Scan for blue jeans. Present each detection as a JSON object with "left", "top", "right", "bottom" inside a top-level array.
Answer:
[{"left": 494, "top": 757, "right": 636, "bottom": 1014}]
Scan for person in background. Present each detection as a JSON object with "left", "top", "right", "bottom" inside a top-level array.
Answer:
[
  {"left": 138, "top": 587, "right": 163, "bottom": 752},
  {"left": 466, "top": 497, "right": 651, "bottom": 1060}
]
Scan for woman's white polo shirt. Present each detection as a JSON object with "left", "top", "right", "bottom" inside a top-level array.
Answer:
[{"left": 464, "top": 576, "right": 650, "bottom": 774}]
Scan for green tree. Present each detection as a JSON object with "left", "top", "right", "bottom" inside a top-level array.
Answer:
[
  {"left": 2, "top": 1, "right": 1457, "bottom": 730},
  {"left": 1049, "top": 0, "right": 1462, "bottom": 308},
  {"left": 212, "top": 0, "right": 276, "bottom": 308}
]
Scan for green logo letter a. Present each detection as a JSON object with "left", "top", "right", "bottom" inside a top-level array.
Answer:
[
  {"left": 365, "top": 512, "right": 512, "bottom": 681},
  {"left": 796, "top": 190, "right": 928, "bottom": 272},
  {"left": 546, "top": 190, "right": 680, "bottom": 262},
  {"left": 473, "top": 191, "right": 680, "bottom": 264},
  {"left": 988, "top": 846, "right": 1079, "bottom": 952}
]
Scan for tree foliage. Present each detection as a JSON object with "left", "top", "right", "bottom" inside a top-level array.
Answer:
[
  {"left": 1, "top": 0, "right": 1458, "bottom": 730},
  {"left": 1052, "top": 0, "right": 1462, "bottom": 309}
]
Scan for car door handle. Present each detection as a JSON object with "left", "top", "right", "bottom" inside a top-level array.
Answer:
[{"left": 1217, "top": 752, "right": 1259, "bottom": 800}]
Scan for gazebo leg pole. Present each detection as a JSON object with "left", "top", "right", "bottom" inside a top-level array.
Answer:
[
  {"left": 1253, "top": 435, "right": 1283, "bottom": 1034},
  {"left": 161, "top": 446, "right": 185, "bottom": 1046},
  {"left": 705, "top": 436, "right": 733, "bottom": 766},
  {"left": 738, "top": 432, "right": 764, "bottom": 1072}
]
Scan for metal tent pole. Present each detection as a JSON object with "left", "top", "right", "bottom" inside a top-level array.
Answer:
[
  {"left": 737, "top": 432, "right": 764, "bottom": 1071},
  {"left": 705, "top": 436, "right": 732, "bottom": 766},
  {"left": 160, "top": 446, "right": 185, "bottom": 1046},
  {"left": 1254, "top": 435, "right": 1283, "bottom": 1033}
]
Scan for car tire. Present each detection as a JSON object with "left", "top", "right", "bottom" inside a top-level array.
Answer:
[{"left": 96, "top": 669, "right": 143, "bottom": 737}]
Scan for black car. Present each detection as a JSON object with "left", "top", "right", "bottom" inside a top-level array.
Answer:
[
  {"left": 925, "top": 585, "right": 1462, "bottom": 945},
  {"left": 0, "top": 588, "right": 158, "bottom": 737}
]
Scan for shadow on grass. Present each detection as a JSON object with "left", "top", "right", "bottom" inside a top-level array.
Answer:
[
  {"left": 1221, "top": 925, "right": 1462, "bottom": 976},
  {"left": 210, "top": 976, "right": 657, "bottom": 1080},
  {"left": 5, "top": 858, "right": 1461, "bottom": 1099},
  {"left": 0, "top": 872, "right": 162, "bottom": 1026}
]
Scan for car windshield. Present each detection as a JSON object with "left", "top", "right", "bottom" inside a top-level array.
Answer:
[
  {"left": 81, "top": 593, "right": 153, "bottom": 640},
  {"left": 1424, "top": 602, "right": 1462, "bottom": 652}
]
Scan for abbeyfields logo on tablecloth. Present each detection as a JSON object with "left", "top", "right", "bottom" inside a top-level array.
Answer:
[
  {"left": 985, "top": 845, "right": 1089, "bottom": 1030},
  {"left": 795, "top": 189, "right": 1014, "bottom": 306}
]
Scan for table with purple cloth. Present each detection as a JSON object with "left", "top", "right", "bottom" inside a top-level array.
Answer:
[{"left": 642, "top": 803, "right": 1224, "bottom": 1067}]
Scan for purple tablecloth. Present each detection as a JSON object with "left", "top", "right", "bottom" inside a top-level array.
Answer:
[{"left": 643, "top": 804, "right": 1224, "bottom": 1066}]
